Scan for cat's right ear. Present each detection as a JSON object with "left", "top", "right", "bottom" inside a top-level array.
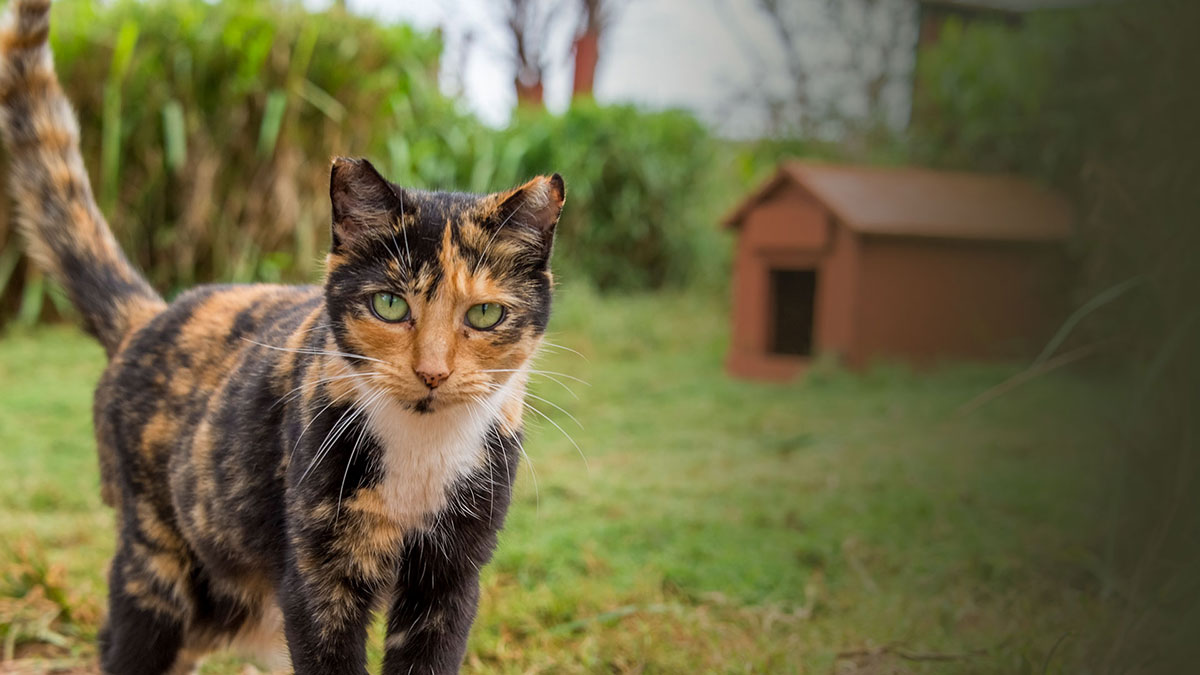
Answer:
[{"left": 329, "top": 157, "right": 402, "bottom": 252}]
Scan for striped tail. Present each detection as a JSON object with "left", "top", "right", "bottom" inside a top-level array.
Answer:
[{"left": 0, "top": 0, "right": 163, "bottom": 356}]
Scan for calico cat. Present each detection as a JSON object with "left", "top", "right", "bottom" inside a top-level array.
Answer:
[{"left": 0, "top": 1, "right": 564, "bottom": 673}]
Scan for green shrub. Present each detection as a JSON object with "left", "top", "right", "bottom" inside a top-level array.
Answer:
[
  {"left": 506, "top": 103, "right": 725, "bottom": 291},
  {"left": 379, "top": 101, "right": 729, "bottom": 292}
]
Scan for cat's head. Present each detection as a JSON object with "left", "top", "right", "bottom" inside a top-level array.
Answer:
[{"left": 322, "top": 157, "right": 563, "bottom": 414}]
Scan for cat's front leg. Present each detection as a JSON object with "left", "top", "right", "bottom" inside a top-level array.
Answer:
[
  {"left": 279, "top": 546, "right": 376, "bottom": 675},
  {"left": 381, "top": 531, "right": 484, "bottom": 674},
  {"left": 381, "top": 432, "right": 520, "bottom": 674}
]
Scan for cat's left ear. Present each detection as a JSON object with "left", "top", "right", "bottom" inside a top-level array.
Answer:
[
  {"left": 329, "top": 157, "right": 403, "bottom": 252},
  {"left": 486, "top": 174, "right": 565, "bottom": 259}
]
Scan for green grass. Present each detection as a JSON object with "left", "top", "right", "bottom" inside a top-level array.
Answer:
[{"left": 0, "top": 287, "right": 1120, "bottom": 673}]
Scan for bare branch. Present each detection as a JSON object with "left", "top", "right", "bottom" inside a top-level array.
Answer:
[{"left": 725, "top": 0, "right": 918, "bottom": 137}]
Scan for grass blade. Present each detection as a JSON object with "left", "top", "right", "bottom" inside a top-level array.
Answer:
[
  {"left": 161, "top": 99, "right": 187, "bottom": 172},
  {"left": 257, "top": 88, "right": 288, "bottom": 158},
  {"left": 1032, "top": 276, "right": 1142, "bottom": 368},
  {"left": 100, "top": 19, "right": 140, "bottom": 212},
  {"left": 298, "top": 79, "right": 345, "bottom": 122},
  {"left": 17, "top": 267, "right": 45, "bottom": 327}
]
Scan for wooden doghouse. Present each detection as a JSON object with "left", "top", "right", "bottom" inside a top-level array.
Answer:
[{"left": 723, "top": 162, "right": 1072, "bottom": 380}]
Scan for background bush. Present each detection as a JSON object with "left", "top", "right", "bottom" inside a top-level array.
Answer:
[
  {"left": 505, "top": 103, "right": 723, "bottom": 291},
  {"left": 381, "top": 102, "right": 727, "bottom": 292},
  {"left": 0, "top": 0, "right": 727, "bottom": 325}
]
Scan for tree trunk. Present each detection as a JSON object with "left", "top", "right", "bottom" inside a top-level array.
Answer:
[
  {"left": 515, "top": 78, "right": 544, "bottom": 107},
  {"left": 571, "top": 28, "right": 599, "bottom": 99}
]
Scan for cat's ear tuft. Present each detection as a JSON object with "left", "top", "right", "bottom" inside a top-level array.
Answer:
[
  {"left": 488, "top": 174, "right": 565, "bottom": 254},
  {"left": 498, "top": 173, "right": 565, "bottom": 234},
  {"left": 329, "top": 157, "right": 402, "bottom": 251}
]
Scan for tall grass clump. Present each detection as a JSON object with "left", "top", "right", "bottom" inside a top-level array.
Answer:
[{"left": 68, "top": 0, "right": 434, "bottom": 286}]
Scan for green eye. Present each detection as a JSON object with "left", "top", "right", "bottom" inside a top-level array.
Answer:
[
  {"left": 466, "top": 303, "right": 505, "bottom": 330},
  {"left": 370, "top": 292, "right": 410, "bottom": 322}
]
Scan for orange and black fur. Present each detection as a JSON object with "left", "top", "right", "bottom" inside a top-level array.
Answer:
[{"left": 0, "top": 1, "right": 564, "bottom": 672}]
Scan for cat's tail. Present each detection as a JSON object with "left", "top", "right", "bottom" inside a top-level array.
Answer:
[{"left": 0, "top": 0, "right": 164, "bottom": 357}]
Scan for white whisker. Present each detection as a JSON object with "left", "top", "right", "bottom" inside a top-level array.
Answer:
[
  {"left": 479, "top": 369, "right": 590, "bottom": 386},
  {"left": 522, "top": 391, "right": 584, "bottom": 430},
  {"left": 291, "top": 394, "right": 344, "bottom": 463},
  {"left": 294, "top": 321, "right": 331, "bottom": 337},
  {"left": 388, "top": 226, "right": 408, "bottom": 273},
  {"left": 399, "top": 191, "right": 412, "bottom": 267},
  {"left": 241, "top": 337, "right": 386, "bottom": 365},
  {"left": 477, "top": 369, "right": 583, "bottom": 399},
  {"left": 478, "top": 378, "right": 588, "bottom": 473},
  {"left": 274, "top": 371, "right": 383, "bottom": 409},
  {"left": 466, "top": 394, "right": 498, "bottom": 524},
  {"left": 540, "top": 340, "right": 588, "bottom": 362},
  {"left": 300, "top": 403, "right": 357, "bottom": 482},
  {"left": 515, "top": 434, "right": 539, "bottom": 517},
  {"left": 337, "top": 385, "right": 385, "bottom": 522},
  {"left": 494, "top": 400, "right": 518, "bottom": 516},
  {"left": 520, "top": 398, "right": 589, "bottom": 473},
  {"left": 476, "top": 383, "right": 541, "bottom": 513},
  {"left": 302, "top": 387, "right": 383, "bottom": 483},
  {"left": 534, "top": 375, "right": 579, "bottom": 400}
]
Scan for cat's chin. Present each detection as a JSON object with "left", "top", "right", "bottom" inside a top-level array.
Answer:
[
  {"left": 409, "top": 395, "right": 438, "bottom": 415},
  {"left": 401, "top": 391, "right": 468, "bottom": 415}
]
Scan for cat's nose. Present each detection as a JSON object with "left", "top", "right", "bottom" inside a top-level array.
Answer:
[{"left": 414, "top": 368, "right": 450, "bottom": 390}]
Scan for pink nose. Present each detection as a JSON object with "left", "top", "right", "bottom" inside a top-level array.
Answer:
[{"left": 414, "top": 369, "right": 450, "bottom": 390}]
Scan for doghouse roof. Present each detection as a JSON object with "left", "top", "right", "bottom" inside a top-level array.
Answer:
[{"left": 723, "top": 161, "right": 1072, "bottom": 243}]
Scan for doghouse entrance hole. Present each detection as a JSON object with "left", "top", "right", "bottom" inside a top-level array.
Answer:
[{"left": 769, "top": 268, "right": 816, "bottom": 356}]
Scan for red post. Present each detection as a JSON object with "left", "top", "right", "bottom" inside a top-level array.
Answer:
[{"left": 571, "top": 29, "right": 599, "bottom": 98}]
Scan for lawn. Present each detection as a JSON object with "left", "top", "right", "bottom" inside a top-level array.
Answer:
[{"left": 0, "top": 287, "right": 1119, "bottom": 673}]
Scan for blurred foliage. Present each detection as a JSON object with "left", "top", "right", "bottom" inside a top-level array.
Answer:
[
  {"left": 0, "top": 0, "right": 728, "bottom": 325},
  {"left": 909, "top": 15, "right": 1068, "bottom": 175},
  {"left": 505, "top": 103, "right": 724, "bottom": 290},
  {"left": 383, "top": 101, "right": 727, "bottom": 292},
  {"left": 727, "top": 129, "right": 911, "bottom": 193},
  {"left": 911, "top": 2, "right": 1200, "bottom": 671},
  {"left": 54, "top": 0, "right": 442, "bottom": 287}
]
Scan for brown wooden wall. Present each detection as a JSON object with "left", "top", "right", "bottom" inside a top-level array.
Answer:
[{"left": 850, "top": 237, "right": 1065, "bottom": 367}]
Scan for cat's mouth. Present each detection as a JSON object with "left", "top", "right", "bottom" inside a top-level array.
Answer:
[{"left": 403, "top": 390, "right": 469, "bottom": 415}]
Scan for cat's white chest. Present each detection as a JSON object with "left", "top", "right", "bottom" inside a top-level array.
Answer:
[{"left": 356, "top": 381, "right": 517, "bottom": 530}]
